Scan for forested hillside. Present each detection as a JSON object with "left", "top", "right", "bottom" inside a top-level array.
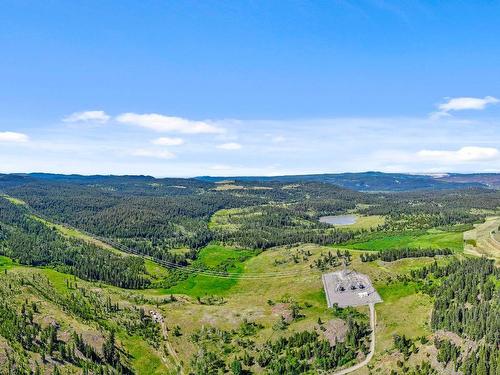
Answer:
[
  {"left": 0, "top": 173, "right": 499, "bottom": 374},
  {"left": 1, "top": 174, "right": 498, "bottom": 282},
  {"left": 409, "top": 258, "right": 500, "bottom": 374},
  {"left": 0, "top": 174, "right": 367, "bottom": 259},
  {"left": 0, "top": 197, "right": 150, "bottom": 288}
]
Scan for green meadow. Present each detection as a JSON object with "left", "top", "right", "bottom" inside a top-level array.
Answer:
[
  {"left": 339, "top": 229, "right": 464, "bottom": 252},
  {"left": 159, "top": 244, "right": 256, "bottom": 296}
]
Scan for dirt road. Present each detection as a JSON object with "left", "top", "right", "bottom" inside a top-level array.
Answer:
[{"left": 332, "top": 303, "right": 376, "bottom": 375}]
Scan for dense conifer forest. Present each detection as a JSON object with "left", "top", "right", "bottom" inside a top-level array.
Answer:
[
  {"left": 411, "top": 258, "right": 500, "bottom": 374},
  {"left": 0, "top": 197, "right": 150, "bottom": 288}
]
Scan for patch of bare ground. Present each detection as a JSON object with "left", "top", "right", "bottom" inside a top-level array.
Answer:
[
  {"left": 0, "top": 338, "right": 10, "bottom": 364},
  {"left": 373, "top": 331, "right": 480, "bottom": 375},
  {"left": 416, "top": 344, "right": 458, "bottom": 375},
  {"left": 82, "top": 331, "right": 106, "bottom": 355},
  {"left": 38, "top": 315, "right": 58, "bottom": 327},
  {"left": 271, "top": 303, "right": 293, "bottom": 322},
  {"left": 200, "top": 312, "right": 218, "bottom": 325},
  {"left": 214, "top": 184, "right": 245, "bottom": 190},
  {"left": 213, "top": 184, "right": 272, "bottom": 191},
  {"left": 58, "top": 330, "right": 72, "bottom": 343},
  {"left": 250, "top": 186, "right": 273, "bottom": 190},
  {"left": 282, "top": 184, "right": 300, "bottom": 190},
  {"left": 196, "top": 306, "right": 260, "bottom": 327},
  {"left": 322, "top": 318, "right": 348, "bottom": 345}
]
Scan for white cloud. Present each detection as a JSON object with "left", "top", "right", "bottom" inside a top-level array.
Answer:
[
  {"left": 216, "top": 142, "right": 242, "bottom": 150},
  {"left": 116, "top": 113, "right": 223, "bottom": 134},
  {"left": 151, "top": 137, "right": 184, "bottom": 146},
  {"left": 430, "top": 96, "right": 499, "bottom": 119},
  {"left": 417, "top": 146, "right": 499, "bottom": 163},
  {"left": 63, "top": 110, "right": 110, "bottom": 123},
  {"left": 0, "top": 131, "right": 29, "bottom": 143},
  {"left": 4, "top": 112, "right": 499, "bottom": 176},
  {"left": 130, "top": 148, "right": 176, "bottom": 159},
  {"left": 438, "top": 96, "right": 499, "bottom": 113}
]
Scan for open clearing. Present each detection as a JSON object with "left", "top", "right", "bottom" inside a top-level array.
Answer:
[
  {"left": 464, "top": 216, "right": 500, "bottom": 263},
  {"left": 336, "top": 215, "right": 385, "bottom": 230},
  {"left": 0, "top": 194, "right": 26, "bottom": 206},
  {"left": 339, "top": 229, "right": 464, "bottom": 251},
  {"left": 157, "top": 245, "right": 256, "bottom": 296}
]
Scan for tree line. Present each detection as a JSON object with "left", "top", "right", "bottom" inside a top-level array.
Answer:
[{"left": 360, "top": 248, "right": 453, "bottom": 262}]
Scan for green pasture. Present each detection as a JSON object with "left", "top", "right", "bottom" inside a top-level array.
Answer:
[
  {"left": 339, "top": 229, "right": 463, "bottom": 251},
  {"left": 159, "top": 244, "right": 256, "bottom": 297}
]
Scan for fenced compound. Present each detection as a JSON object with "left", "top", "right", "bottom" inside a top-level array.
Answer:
[{"left": 322, "top": 269, "right": 382, "bottom": 308}]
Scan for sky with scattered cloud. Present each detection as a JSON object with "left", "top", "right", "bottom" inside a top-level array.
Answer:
[{"left": 0, "top": 2, "right": 499, "bottom": 177}]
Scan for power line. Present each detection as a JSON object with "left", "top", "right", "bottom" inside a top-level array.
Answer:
[{"left": 8, "top": 195, "right": 319, "bottom": 279}]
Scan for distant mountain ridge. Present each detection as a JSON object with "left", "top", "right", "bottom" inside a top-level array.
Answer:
[
  {"left": 197, "top": 172, "right": 500, "bottom": 191},
  {"left": 0, "top": 172, "right": 498, "bottom": 192},
  {"left": 437, "top": 173, "right": 500, "bottom": 189}
]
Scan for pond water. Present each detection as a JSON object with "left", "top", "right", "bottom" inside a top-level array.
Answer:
[{"left": 319, "top": 214, "right": 357, "bottom": 226}]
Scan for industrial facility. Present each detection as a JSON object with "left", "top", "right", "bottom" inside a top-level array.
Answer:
[{"left": 322, "top": 268, "right": 382, "bottom": 308}]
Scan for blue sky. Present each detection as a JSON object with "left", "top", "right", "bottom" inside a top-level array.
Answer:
[{"left": 0, "top": 1, "right": 499, "bottom": 176}]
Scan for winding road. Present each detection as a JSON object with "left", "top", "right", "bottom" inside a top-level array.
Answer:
[
  {"left": 160, "top": 320, "right": 183, "bottom": 374},
  {"left": 333, "top": 303, "right": 376, "bottom": 375}
]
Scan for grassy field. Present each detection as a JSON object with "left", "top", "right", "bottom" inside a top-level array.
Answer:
[
  {"left": 30, "top": 215, "right": 123, "bottom": 253},
  {"left": 464, "top": 216, "right": 500, "bottom": 263},
  {"left": 339, "top": 229, "right": 464, "bottom": 251},
  {"left": 376, "top": 281, "right": 432, "bottom": 347},
  {"left": 208, "top": 206, "right": 256, "bottom": 231},
  {"left": 118, "top": 334, "right": 167, "bottom": 375},
  {"left": 159, "top": 244, "right": 256, "bottom": 296},
  {"left": 338, "top": 215, "right": 385, "bottom": 230}
]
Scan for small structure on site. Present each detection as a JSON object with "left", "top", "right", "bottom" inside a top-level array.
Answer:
[{"left": 322, "top": 267, "right": 382, "bottom": 308}]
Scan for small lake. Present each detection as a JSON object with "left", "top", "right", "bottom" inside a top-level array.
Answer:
[{"left": 319, "top": 214, "right": 357, "bottom": 226}]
